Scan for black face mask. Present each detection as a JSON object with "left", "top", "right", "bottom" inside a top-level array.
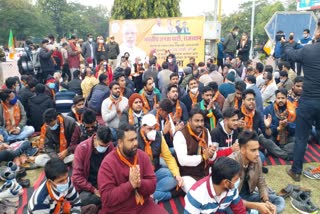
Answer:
[{"left": 207, "top": 63, "right": 211, "bottom": 68}]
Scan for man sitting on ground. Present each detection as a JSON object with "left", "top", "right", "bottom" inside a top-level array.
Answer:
[
  {"left": 223, "top": 80, "right": 246, "bottom": 112},
  {"left": 184, "top": 157, "right": 246, "bottom": 214},
  {"left": 72, "top": 126, "right": 114, "bottom": 207},
  {"left": 173, "top": 107, "right": 217, "bottom": 192},
  {"left": 261, "top": 89, "right": 296, "bottom": 160},
  {"left": 230, "top": 130, "right": 285, "bottom": 213},
  {"left": 120, "top": 93, "right": 147, "bottom": 130},
  {"left": 28, "top": 158, "right": 81, "bottom": 213},
  {"left": 98, "top": 124, "right": 168, "bottom": 213},
  {"left": 0, "top": 89, "right": 35, "bottom": 142},
  {"left": 35, "top": 108, "right": 79, "bottom": 167},
  {"left": 197, "top": 86, "right": 223, "bottom": 131},
  {"left": 67, "top": 95, "right": 85, "bottom": 125},
  {"left": 137, "top": 114, "right": 183, "bottom": 202}
]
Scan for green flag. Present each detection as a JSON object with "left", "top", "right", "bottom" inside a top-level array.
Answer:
[{"left": 8, "top": 29, "right": 14, "bottom": 49}]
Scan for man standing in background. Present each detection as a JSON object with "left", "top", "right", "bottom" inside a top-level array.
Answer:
[{"left": 107, "top": 36, "right": 120, "bottom": 72}]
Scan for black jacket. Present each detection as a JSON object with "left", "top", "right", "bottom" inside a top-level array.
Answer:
[
  {"left": 19, "top": 87, "right": 34, "bottom": 115},
  {"left": 68, "top": 78, "right": 82, "bottom": 95},
  {"left": 28, "top": 93, "right": 54, "bottom": 131},
  {"left": 211, "top": 120, "right": 239, "bottom": 148},
  {"left": 237, "top": 40, "right": 251, "bottom": 62},
  {"left": 39, "top": 48, "right": 55, "bottom": 73},
  {"left": 283, "top": 40, "right": 320, "bottom": 99}
]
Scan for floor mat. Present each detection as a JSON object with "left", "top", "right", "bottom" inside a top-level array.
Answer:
[
  {"left": 159, "top": 196, "right": 185, "bottom": 214},
  {"left": 17, "top": 144, "right": 320, "bottom": 213},
  {"left": 264, "top": 143, "right": 320, "bottom": 166},
  {"left": 17, "top": 171, "right": 45, "bottom": 214}
]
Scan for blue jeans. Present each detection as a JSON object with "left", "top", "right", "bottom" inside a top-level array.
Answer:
[
  {"left": 292, "top": 98, "right": 320, "bottom": 174},
  {"left": 0, "top": 141, "right": 32, "bottom": 162},
  {"left": 153, "top": 168, "right": 177, "bottom": 202},
  {"left": 240, "top": 192, "right": 285, "bottom": 214},
  {"left": 3, "top": 126, "right": 35, "bottom": 142},
  {"left": 259, "top": 151, "right": 265, "bottom": 164}
]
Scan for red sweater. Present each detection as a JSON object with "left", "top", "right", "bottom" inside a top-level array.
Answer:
[
  {"left": 98, "top": 149, "right": 156, "bottom": 214},
  {"left": 72, "top": 135, "right": 114, "bottom": 193}
]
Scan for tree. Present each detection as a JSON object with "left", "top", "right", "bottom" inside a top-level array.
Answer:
[
  {"left": 111, "top": 0, "right": 181, "bottom": 20},
  {"left": 0, "top": 0, "right": 53, "bottom": 45},
  {"left": 220, "top": 0, "right": 285, "bottom": 45}
]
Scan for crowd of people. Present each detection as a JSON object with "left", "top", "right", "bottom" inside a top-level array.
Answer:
[{"left": 0, "top": 22, "right": 319, "bottom": 214}]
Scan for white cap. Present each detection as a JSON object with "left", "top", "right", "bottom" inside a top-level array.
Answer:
[{"left": 141, "top": 114, "right": 157, "bottom": 127}]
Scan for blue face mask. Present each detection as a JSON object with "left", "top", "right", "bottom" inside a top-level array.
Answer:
[
  {"left": 55, "top": 179, "right": 69, "bottom": 193},
  {"left": 232, "top": 178, "right": 240, "bottom": 191},
  {"left": 9, "top": 96, "right": 18, "bottom": 105},
  {"left": 48, "top": 83, "right": 55, "bottom": 89},
  {"left": 50, "top": 122, "right": 59, "bottom": 131},
  {"left": 96, "top": 144, "right": 109, "bottom": 153}
]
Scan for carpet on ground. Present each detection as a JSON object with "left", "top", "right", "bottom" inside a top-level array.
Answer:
[{"left": 17, "top": 143, "right": 320, "bottom": 214}]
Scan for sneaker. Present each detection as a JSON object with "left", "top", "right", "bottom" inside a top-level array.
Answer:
[
  {"left": 303, "top": 166, "right": 320, "bottom": 180},
  {"left": 291, "top": 198, "right": 319, "bottom": 214},
  {"left": 290, "top": 190, "right": 310, "bottom": 202},
  {"left": 287, "top": 167, "right": 301, "bottom": 182},
  {"left": 0, "top": 181, "right": 23, "bottom": 200},
  {"left": 7, "top": 161, "right": 17, "bottom": 172},
  {"left": 0, "top": 170, "right": 15, "bottom": 181}
]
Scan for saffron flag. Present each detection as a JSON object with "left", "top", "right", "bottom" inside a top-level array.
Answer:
[{"left": 8, "top": 29, "right": 15, "bottom": 60}]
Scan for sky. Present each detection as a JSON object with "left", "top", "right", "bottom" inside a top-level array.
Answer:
[{"left": 73, "top": 0, "right": 246, "bottom": 16}]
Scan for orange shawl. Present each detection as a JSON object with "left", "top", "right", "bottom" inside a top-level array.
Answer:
[
  {"left": 109, "top": 96, "right": 123, "bottom": 110},
  {"left": 241, "top": 105, "right": 255, "bottom": 131},
  {"left": 141, "top": 91, "right": 157, "bottom": 111},
  {"left": 46, "top": 181, "right": 71, "bottom": 214},
  {"left": 116, "top": 148, "right": 144, "bottom": 205},
  {"left": 189, "top": 91, "right": 199, "bottom": 107},
  {"left": 1, "top": 102, "right": 20, "bottom": 131},
  {"left": 128, "top": 108, "right": 148, "bottom": 125},
  {"left": 140, "top": 129, "right": 153, "bottom": 160},
  {"left": 170, "top": 101, "right": 182, "bottom": 123},
  {"left": 187, "top": 123, "right": 207, "bottom": 154},
  {"left": 39, "top": 115, "right": 67, "bottom": 152}
]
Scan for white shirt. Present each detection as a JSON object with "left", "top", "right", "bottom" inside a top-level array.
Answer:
[{"left": 173, "top": 128, "right": 217, "bottom": 167}]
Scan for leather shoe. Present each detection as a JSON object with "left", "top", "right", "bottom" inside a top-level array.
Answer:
[
  {"left": 287, "top": 167, "right": 301, "bottom": 182},
  {"left": 17, "top": 178, "right": 30, "bottom": 188}
]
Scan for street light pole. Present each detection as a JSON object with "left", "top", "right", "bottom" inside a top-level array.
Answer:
[{"left": 250, "top": 0, "right": 256, "bottom": 59}]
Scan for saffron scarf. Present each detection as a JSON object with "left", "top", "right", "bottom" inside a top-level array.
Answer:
[
  {"left": 274, "top": 102, "right": 296, "bottom": 145},
  {"left": 39, "top": 115, "right": 67, "bottom": 152},
  {"left": 128, "top": 108, "right": 147, "bottom": 126},
  {"left": 199, "top": 100, "right": 216, "bottom": 130},
  {"left": 140, "top": 129, "right": 153, "bottom": 161},
  {"left": 46, "top": 181, "right": 71, "bottom": 214},
  {"left": 109, "top": 96, "right": 123, "bottom": 110},
  {"left": 187, "top": 123, "right": 207, "bottom": 154},
  {"left": 241, "top": 104, "right": 255, "bottom": 131},
  {"left": 97, "top": 44, "right": 105, "bottom": 52},
  {"left": 116, "top": 148, "right": 144, "bottom": 205},
  {"left": 234, "top": 97, "right": 239, "bottom": 110},
  {"left": 74, "top": 112, "right": 82, "bottom": 124},
  {"left": 170, "top": 101, "right": 182, "bottom": 123},
  {"left": 1, "top": 102, "right": 20, "bottom": 131},
  {"left": 189, "top": 91, "right": 199, "bottom": 107},
  {"left": 288, "top": 90, "right": 300, "bottom": 108},
  {"left": 141, "top": 90, "right": 157, "bottom": 111}
]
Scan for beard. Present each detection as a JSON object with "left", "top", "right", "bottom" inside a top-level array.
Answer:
[{"left": 123, "top": 146, "right": 137, "bottom": 158}]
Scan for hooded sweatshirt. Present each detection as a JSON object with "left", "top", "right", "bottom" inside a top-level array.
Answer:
[{"left": 210, "top": 120, "right": 238, "bottom": 149}]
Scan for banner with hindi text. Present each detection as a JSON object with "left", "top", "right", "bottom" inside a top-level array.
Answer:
[{"left": 109, "top": 16, "right": 205, "bottom": 67}]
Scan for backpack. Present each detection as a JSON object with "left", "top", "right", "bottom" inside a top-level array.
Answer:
[{"left": 32, "top": 50, "right": 41, "bottom": 69}]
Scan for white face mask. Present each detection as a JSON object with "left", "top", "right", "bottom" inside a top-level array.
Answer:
[
  {"left": 99, "top": 39, "right": 104, "bottom": 43},
  {"left": 89, "top": 63, "right": 93, "bottom": 68},
  {"left": 146, "top": 130, "right": 157, "bottom": 141},
  {"left": 190, "top": 87, "right": 198, "bottom": 94},
  {"left": 234, "top": 31, "right": 239, "bottom": 36},
  {"left": 168, "top": 59, "right": 173, "bottom": 63},
  {"left": 88, "top": 38, "right": 93, "bottom": 42}
]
